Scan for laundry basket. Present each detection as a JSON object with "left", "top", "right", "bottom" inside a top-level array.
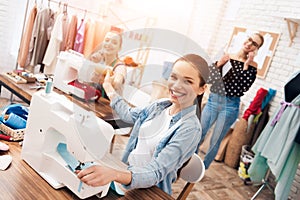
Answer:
[{"left": 238, "top": 145, "right": 254, "bottom": 181}]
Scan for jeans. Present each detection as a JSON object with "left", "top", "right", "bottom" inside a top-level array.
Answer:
[{"left": 199, "top": 93, "right": 240, "bottom": 169}]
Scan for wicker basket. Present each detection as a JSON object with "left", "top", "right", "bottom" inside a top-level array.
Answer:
[{"left": 0, "top": 123, "right": 25, "bottom": 141}]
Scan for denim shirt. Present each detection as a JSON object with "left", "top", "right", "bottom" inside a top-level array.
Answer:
[{"left": 110, "top": 95, "right": 202, "bottom": 195}]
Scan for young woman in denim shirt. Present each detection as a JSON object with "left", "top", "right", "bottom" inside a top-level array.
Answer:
[
  {"left": 77, "top": 54, "right": 209, "bottom": 195},
  {"left": 198, "top": 33, "right": 264, "bottom": 169}
]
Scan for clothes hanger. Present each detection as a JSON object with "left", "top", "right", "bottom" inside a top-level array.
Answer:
[
  {"left": 39, "top": 0, "right": 43, "bottom": 10},
  {"left": 63, "top": 3, "right": 68, "bottom": 15},
  {"left": 82, "top": 9, "right": 87, "bottom": 21}
]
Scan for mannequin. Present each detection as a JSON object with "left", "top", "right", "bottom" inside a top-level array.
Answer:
[
  {"left": 285, "top": 73, "right": 300, "bottom": 143},
  {"left": 284, "top": 73, "right": 300, "bottom": 103}
]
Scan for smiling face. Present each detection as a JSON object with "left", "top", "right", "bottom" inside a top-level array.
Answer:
[
  {"left": 102, "top": 32, "right": 122, "bottom": 56},
  {"left": 167, "top": 60, "right": 205, "bottom": 110},
  {"left": 242, "top": 33, "right": 263, "bottom": 54}
]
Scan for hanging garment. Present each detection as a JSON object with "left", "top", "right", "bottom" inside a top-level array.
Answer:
[
  {"left": 43, "top": 13, "right": 68, "bottom": 74},
  {"left": 249, "top": 103, "right": 270, "bottom": 147},
  {"left": 29, "top": 8, "right": 55, "bottom": 69},
  {"left": 42, "top": 13, "right": 66, "bottom": 74},
  {"left": 248, "top": 71, "right": 300, "bottom": 200},
  {"left": 73, "top": 19, "right": 86, "bottom": 53},
  {"left": 83, "top": 20, "right": 110, "bottom": 57},
  {"left": 82, "top": 19, "right": 95, "bottom": 57},
  {"left": 18, "top": 6, "right": 37, "bottom": 68},
  {"left": 93, "top": 20, "right": 111, "bottom": 50},
  {"left": 242, "top": 88, "right": 268, "bottom": 121},
  {"left": 224, "top": 88, "right": 273, "bottom": 168},
  {"left": 59, "top": 13, "right": 69, "bottom": 51},
  {"left": 65, "top": 15, "right": 78, "bottom": 51}
]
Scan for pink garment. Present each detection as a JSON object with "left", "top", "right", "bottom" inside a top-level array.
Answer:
[{"left": 73, "top": 19, "right": 85, "bottom": 53}]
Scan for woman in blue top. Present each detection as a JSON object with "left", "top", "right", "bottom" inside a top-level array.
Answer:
[{"left": 77, "top": 54, "right": 209, "bottom": 195}]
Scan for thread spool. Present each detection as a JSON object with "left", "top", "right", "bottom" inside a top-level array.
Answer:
[
  {"left": 3, "top": 113, "right": 27, "bottom": 129},
  {"left": 45, "top": 79, "right": 53, "bottom": 94}
]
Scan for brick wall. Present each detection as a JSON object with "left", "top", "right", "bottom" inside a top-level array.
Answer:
[{"left": 189, "top": 0, "right": 300, "bottom": 199}]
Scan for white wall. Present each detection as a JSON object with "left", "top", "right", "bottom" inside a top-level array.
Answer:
[{"left": 0, "top": 0, "right": 27, "bottom": 72}]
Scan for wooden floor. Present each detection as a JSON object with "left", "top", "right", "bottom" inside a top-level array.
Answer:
[{"left": 112, "top": 134, "right": 275, "bottom": 200}]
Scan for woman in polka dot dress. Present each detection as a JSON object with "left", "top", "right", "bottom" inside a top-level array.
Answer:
[{"left": 198, "top": 33, "right": 264, "bottom": 169}]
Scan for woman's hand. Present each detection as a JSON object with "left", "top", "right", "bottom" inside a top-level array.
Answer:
[
  {"left": 112, "top": 65, "right": 126, "bottom": 94},
  {"left": 112, "top": 74, "right": 124, "bottom": 93},
  {"left": 217, "top": 54, "right": 230, "bottom": 67},
  {"left": 76, "top": 165, "right": 132, "bottom": 187},
  {"left": 76, "top": 165, "right": 117, "bottom": 187},
  {"left": 90, "top": 50, "right": 104, "bottom": 63},
  {"left": 244, "top": 51, "right": 257, "bottom": 70},
  {"left": 103, "top": 70, "right": 118, "bottom": 100}
]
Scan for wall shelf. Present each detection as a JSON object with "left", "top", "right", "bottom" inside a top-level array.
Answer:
[{"left": 284, "top": 18, "right": 300, "bottom": 46}]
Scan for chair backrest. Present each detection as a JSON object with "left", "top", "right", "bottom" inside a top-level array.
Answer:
[
  {"left": 177, "top": 153, "right": 205, "bottom": 200},
  {"left": 179, "top": 153, "right": 205, "bottom": 183}
]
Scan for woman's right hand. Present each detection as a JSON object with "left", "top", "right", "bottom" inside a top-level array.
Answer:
[
  {"left": 217, "top": 54, "right": 230, "bottom": 67},
  {"left": 103, "top": 70, "right": 117, "bottom": 100},
  {"left": 90, "top": 51, "right": 104, "bottom": 63}
]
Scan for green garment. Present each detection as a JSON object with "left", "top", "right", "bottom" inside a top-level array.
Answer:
[{"left": 248, "top": 71, "right": 300, "bottom": 200}]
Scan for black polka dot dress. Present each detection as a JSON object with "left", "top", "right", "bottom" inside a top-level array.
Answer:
[{"left": 208, "top": 59, "right": 257, "bottom": 97}]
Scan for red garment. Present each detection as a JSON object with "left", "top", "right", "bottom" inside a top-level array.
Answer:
[
  {"left": 242, "top": 88, "right": 268, "bottom": 121},
  {"left": 68, "top": 80, "right": 100, "bottom": 101}
]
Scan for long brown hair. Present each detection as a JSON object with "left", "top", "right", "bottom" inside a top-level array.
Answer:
[{"left": 173, "top": 54, "right": 210, "bottom": 121}]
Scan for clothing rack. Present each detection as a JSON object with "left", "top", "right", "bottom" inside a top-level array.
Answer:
[
  {"left": 48, "top": 0, "right": 134, "bottom": 30},
  {"left": 250, "top": 168, "right": 274, "bottom": 200},
  {"left": 47, "top": 0, "right": 106, "bottom": 18}
]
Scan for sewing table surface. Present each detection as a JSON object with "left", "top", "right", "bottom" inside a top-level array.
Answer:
[
  {"left": 0, "top": 73, "right": 130, "bottom": 129},
  {"left": 0, "top": 141, "right": 174, "bottom": 200}
]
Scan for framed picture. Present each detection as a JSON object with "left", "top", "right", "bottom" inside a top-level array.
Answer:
[{"left": 226, "top": 27, "right": 280, "bottom": 79}]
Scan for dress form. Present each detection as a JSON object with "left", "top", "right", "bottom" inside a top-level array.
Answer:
[{"left": 285, "top": 73, "right": 300, "bottom": 143}]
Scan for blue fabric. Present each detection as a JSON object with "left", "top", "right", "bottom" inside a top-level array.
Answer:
[
  {"left": 57, "top": 143, "right": 124, "bottom": 195},
  {"left": 110, "top": 95, "right": 201, "bottom": 195},
  {"left": 57, "top": 143, "right": 81, "bottom": 172},
  {"left": 199, "top": 92, "right": 240, "bottom": 169},
  {"left": 0, "top": 104, "right": 29, "bottom": 120},
  {"left": 261, "top": 88, "right": 276, "bottom": 110},
  {"left": 110, "top": 182, "right": 125, "bottom": 195}
]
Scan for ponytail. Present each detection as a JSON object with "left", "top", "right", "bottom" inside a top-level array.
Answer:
[{"left": 195, "top": 94, "right": 204, "bottom": 121}]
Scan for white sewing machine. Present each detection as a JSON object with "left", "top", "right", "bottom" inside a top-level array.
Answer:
[
  {"left": 53, "top": 50, "right": 103, "bottom": 100},
  {"left": 21, "top": 90, "right": 114, "bottom": 199}
]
